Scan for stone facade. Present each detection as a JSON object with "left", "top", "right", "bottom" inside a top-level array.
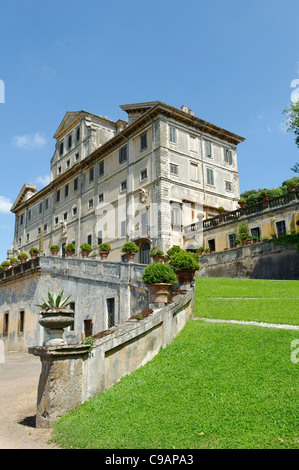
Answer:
[{"left": 9, "top": 101, "right": 244, "bottom": 263}]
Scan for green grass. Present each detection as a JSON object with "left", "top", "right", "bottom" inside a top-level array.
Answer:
[
  {"left": 52, "top": 321, "right": 299, "bottom": 449},
  {"left": 195, "top": 278, "right": 299, "bottom": 325}
]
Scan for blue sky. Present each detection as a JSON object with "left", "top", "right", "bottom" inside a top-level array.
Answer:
[{"left": 0, "top": 0, "right": 298, "bottom": 261}]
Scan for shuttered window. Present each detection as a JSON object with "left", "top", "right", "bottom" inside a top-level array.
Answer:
[{"left": 206, "top": 168, "right": 214, "bottom": 186}]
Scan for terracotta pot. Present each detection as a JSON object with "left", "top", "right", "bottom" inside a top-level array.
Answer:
[
  {"left": 65, "top": 250, "right": 74, "bottom": 257},
  {"left": 244, "top": 238, "right": 252, "bottom": 245},
  {"left": 239, "top": 202, "right": 246, "bottom": 208},
  {"left": 153, "top": 256, "right": 164, "bottom": 263},
  {"left": 288, "top": 185, "right": 296, "bottom": 192},
  {"left": 99, "top": 251, "right": 109, "bottom": 260},
  {"left": 19, "top": 258, "right": 27, "bottom": 263},
  {"left": 30, "top": 253, "right": 38, "bottom": 259},
  {"left": 176, "top": 269, "right": 196, "bottom": 285},
  {"left": 51, "top": 249, "right": 59, "bottom": 256},
  {"left": 262, "top": 194, "right": 269, "bottom": 201},
  {"left": 2, "top": 265, "right": 9, "bottom": 271},
  {"left": 10, "top": 262, "right": 18, "bottom": 267},
  {"left": 124, "top": 253, "right": 135, "bottom": 262},
  {"left": 146, "top": 283, "right": 172, "bottom": 303},
  {"left": 81, "top": 250, "right": 90, "bottom": 258}
]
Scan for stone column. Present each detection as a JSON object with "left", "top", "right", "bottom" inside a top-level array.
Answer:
[{"left": 29, "top": 344, "right": 89, "bottom": 428}]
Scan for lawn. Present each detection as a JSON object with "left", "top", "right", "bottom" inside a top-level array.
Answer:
[{"left": 195, "top": 277, "right": 299, "bottom": 325}]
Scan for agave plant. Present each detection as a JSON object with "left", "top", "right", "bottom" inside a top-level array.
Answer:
[{"left": 36, "top": 289, "right": 73, "bottom": 311}]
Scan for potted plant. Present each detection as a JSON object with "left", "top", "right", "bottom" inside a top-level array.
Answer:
[
  {"left": 218, "top": 206, "right": 225, "bottom": 214},
  {"left": 195, "top": 246, "right": 204, "bottom": 255},
  {"left": 261, "top": 189, "right": 269, "bottom": 201},
  {"left": 238, "top": 223, "right": 251, "bottom": 245},
  {"left": 35, "top": 289, "right": 74, "bottom": 346},
  {"left": 64, "top": 243, "right": 76, "bottom": 257},
  {"left": 141, "top": 262, "right": 177, "bottom": 303},
  {"left": 169, "top": 250, "right": 200, "bottom": 285},
  {"left": 80, "top": 243, "right": 93, "bottom": 258},
  {"left": 10, "top": 258, "right": 18, "bottom": 267},
  {"left": 50, "top": 245, "right": 60, "bottom": 256},
  {"left": 98, "top": 243, "right": 111, "bottom": 260},
  {"left": 238, "top": 198, "right": 246, "bottom": 208},
  {"left": 18, "top": 252, "right": 28, "bottom": 263},
  {"left": 286, "top": 178, "right": 297, "bottom": 192},
  {"left": 235, "top": 238, "right": 241, "bottom": 248},
  {"left": 29, "top": 247, "right": 39, "bottom": 259},
  {"left": 121, "top": 242, "right": 139, "bottom": 262},
  {"left": 204, "top": 247, "right": 210, "bottom": 254},
  {"left": 1, "top": 260, "right": 10, "bottom": 271},
  {"left": 149, "top": 246, "right": 164, "bottom": 263},
  {"left": 252, "top": 236, "right": 259, "bottom": 244}
]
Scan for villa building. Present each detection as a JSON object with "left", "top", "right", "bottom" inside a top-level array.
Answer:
[{"left": 9, "top": 101, "right": 245, "bottom": 263}]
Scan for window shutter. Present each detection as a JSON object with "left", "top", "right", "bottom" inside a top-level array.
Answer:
[{"left": 229, "top": 150, "right": 233, "bottom": 164}]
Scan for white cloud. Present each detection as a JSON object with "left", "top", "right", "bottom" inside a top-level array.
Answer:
[
  {"left": 12, "top": 132, "right": 47, "bottom": 150},
  {"left": 36, "top": 174, "right": 50, "bottom": 187},
  {"left": 0, "top": 196, "right": 12, "bottom": 214}
]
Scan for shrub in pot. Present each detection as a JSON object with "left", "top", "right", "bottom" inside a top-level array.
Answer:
[
  {"left": 169, "top": 250, "right": 200, "bottom": 285},
  {"left": 142, "top": 262, "right": 177, "bottom": 303},
  {"left": 1, "top": 260, "right": 10, "bottom": 271},
  {"left": 149, "top": 246, "right": 164, "bottom": 263},
  {"left": 10, "top": 258, "right": 18, "bottom": 267},
  {"left": 64, "top": 243, "right": 76, "bottom": 257},
  {"left": 218, "top": 206, "right": 225, "bottom": 214},
  {"left": 98, "top": 243, "right": 111, "bottom": 260},
  {"left": 29, "top": 247, "right": 39, "bottom": 258},
  {"left": 285, "top": 178, "right": 297, "bottom": 192},
  {"left": 195, "top": 246, "right": 204, "bottom": 255},
  {"left": 18, "top": 252, "right": 28, "bottom": 263},
  {"left": 238, "top": 198, "right": 246, "bottom": 208},
  {"left": 50, "top": 245, "right": 60, "bottom": 256},
  {"left": 80, "top": 243, "right": 93, "bottom": 258},
  {"left": 261, "top": 189, "right": 269, "bottom": 200},
  {"left": 121, "top": 242, "right": 139, "bottom": 262}
]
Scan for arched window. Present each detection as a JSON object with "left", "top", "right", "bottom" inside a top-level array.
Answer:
[{"left": 140, "top": 242, "right": 150, "bottom": 265}]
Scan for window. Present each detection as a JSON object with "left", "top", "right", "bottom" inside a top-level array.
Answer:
[
  {"left": 20, "top": 214, "right": 24, "bottom": 225},
  {"left": 69, "top": 303, "right": 75, "bottom": 331},
  {"left": 58, "top": 166, "right": 62, "bottom": 174},
  {"left": 44, "top": 223, "right": 48, "bottom": 232},
  {"left": 45, "top": 198, "right": 49, "bottom": 210},
  {"left": 251, "top": 227, "right": 260, "bottom": 241},
  {"left": 75, "top": 153, "right": 80, "bottom": 161},
  {"left": 87, "top": 234, "right": 92, "bottom": 246},
  {"left": 208, "top": 239, "right": 216, "bottom": 252},
  {"left": 99, "top": 160, "right": 104, "bottom": 177},
  {"left": 39, "top": 202, "right": 43, "bottom": 214},
  {"left": 206, "top": 168, "right": 214, "bottom": 186},
  {"left": 140, "top": 132, "right": 147, "bottom": 150},
  {"left": 169, "top": 126, "right": 177, "bottom": 143},
  {"left": 170, "top": 163, "right": 179, "bottom": 175},
  {"left": 56, "top": 189, "right": 60, "bottom": 202},
  {"left": 190, "top": 163, "right": 199, "bottom": 182},
  {"left": 65, "top": 184, "right": 69, "bottom": 197},
  {"left": 205, "top": 141, "right": 212, "bottom": 157},
  {"left": 76, "top": 127, "right": 80, "bottom": 141},
  {"left": 28, "top": 209, "right": 31, "bottom": 220},
  {"left": 225, "top": 181, "right": 232, "bottom": 192},
  {"left": 59, "top": 142, "right": 64, "bottom": 156},
  {"left": 107, "top": 298, "right": 115, "bottom": 328},
  {"left": 3, "top": 313, "right": 9, "bottom": 336},
  {"left": 26, "top": 233, "right": 30, "bottom": 242},
  {"left": 276, "top": 220, "right": 286, "bottom": 236},
  {"left": 88, "top": 199, "right": 94, "bottom": 209},
  {"left": 224, "top": 148, "right": 233, "bottom": 164},
  {"left": 37, "top": 227, "right": 41, "bottom": 235},
  {"left": 55, "top": 217, "right": 59, "bottom": 225},
  {"left": 119, "top": 145, "right": 127, "bottom": 163},
  {"left": 73, "top": 206, "right": 77, "bottom": 216},
  {"left": 120, "top": 220, "right": 126, "bottom": 237},
  {"left": 74, "top": 178, "right": 78, "bottom": 191},
  {"left": 190, "top": 136, "right": 196, "bottom": 151},
  {"left": 63, "top": 212, "right": 68, "bottom": 220},
  {"left": 84, "top": 319, "right": 93, "bottom": 337},
  {"left": 98, "top": 193, "right": 104, "bottom": 203},
  {"left": 229, "top": 233, "right": 236, "bottom": 248},
  {"left": 140, "top": 169, "right": 147, "bottom": 181},
  {"left": 97, "top": 230, "right": 103, "bottom": 245},
  {"left": 68, "top": 134, "right": 72, "bottom": 149},
  {"left": 89, "top": 167, "right": 94, "bottom": 182},
  {"left": 120, "top": 180, "right": 127, "bottom": 192},
  {"left": 66, "top": 159, "right": 70, "bottom": 168},
  {"left": 18, "top": 237, "right": 22, "bottom": 246},
  {"left": 171, "top": 206, "right": 180, "bottom": 228},
  {"left": 19, "top": 311, "right": 25, "bottom": 334}
]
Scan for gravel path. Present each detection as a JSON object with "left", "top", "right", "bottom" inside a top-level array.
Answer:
[
  {"left": 0, "top": 351, "right": 58, "bottom": 449},
  {"left": 194, "top": 317, "right": 299, "bottom": 330}
]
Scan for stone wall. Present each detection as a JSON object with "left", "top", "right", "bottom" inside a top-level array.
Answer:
[
  {"left": 0, "top": 257, "right": 149, "bottom": 351},
  {"left": 29, "top": 287, "right": 194, "bottom": 428},
  {"left": 198, "top": 241, "right": 299, "bottom": 280}
]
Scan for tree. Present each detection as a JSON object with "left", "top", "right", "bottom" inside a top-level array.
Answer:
[
  {"left": 283, "top": 100, "right": 299, "bottom": 148},
  {"left": 291, "top": 163, "right": 299, "bottom": 174}
]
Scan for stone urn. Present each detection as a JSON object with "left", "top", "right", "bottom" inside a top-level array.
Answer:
[
  {"left": 176, "top": 269, "right": 196, "bottom": 285},
  {"left": 50, "top": 249, "right": 59, "bottom": 256},
  {"left": 65, "top": 250, "right": 74, "bottom": 257},
  {"left": 81, "top": 250, "right": 90, "bottom": 258},
  {"left": 124, "top": 253, "right": 135, "bottom": 263},
  {"left": 146, "top": 283, "right": 172, "bottom": 303},
  {"left": 99, "top": 251, "right": 109, "bottom": 260},
  {"left": 39, "top": 308, "right": 74, "bottom": 346}
]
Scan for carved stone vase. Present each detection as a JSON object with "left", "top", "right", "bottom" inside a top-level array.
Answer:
[{"left": 39, "top": 308, "right": 74, "bottom": 346}]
